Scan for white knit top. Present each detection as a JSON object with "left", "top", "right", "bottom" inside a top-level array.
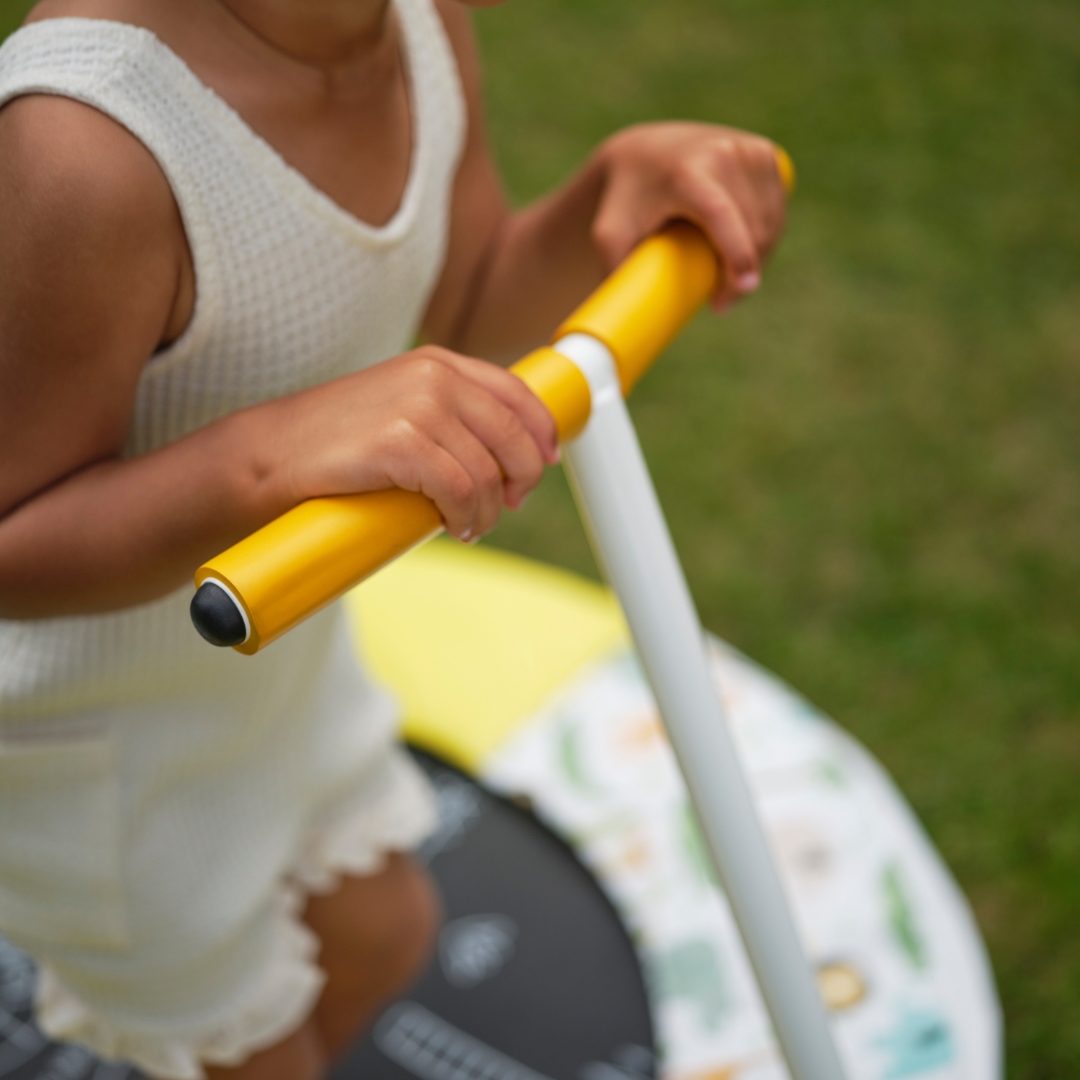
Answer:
[
  {"left": 0, "top": 4, "right": 465, "bottom": 717},
  {"left": 0, "top": 9, "right": 464, "bottom": 1078}
]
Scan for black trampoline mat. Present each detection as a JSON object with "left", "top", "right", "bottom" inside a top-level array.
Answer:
[{"left": 0, "top": 750, "right": 655, "bottom": 1080}]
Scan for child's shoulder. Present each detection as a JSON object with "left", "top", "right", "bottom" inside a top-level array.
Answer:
[
  {"left": 0, "top": 95, "right": 189, "bottom": 376},
  {"left": 0, "top": 93, "right": 177, "bottom": 245},
  {"left": 1, "top": 1, "right": 198, "bottom": 269}
]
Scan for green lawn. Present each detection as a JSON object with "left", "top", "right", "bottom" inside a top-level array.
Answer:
[{"left": 2, "top": 0, "right": 1078, "bottom": 1074}]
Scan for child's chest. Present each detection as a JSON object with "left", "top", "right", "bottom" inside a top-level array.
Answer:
[
  {"left": 31, "top": 0, "right": 418, "bottom": 229},
  {"left": 191, "top": 41, "right": 416, "bottom": 230}
]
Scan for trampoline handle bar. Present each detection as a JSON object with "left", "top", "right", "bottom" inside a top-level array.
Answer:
[
  {"left": 191, "top": 150, "right": 795, "bottom": 653},
  {"left": 192, "top": 225, "right": 713, "bottom": 652}
]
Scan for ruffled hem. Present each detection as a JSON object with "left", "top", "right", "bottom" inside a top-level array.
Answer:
[
  {"left": 35, "top": 746, "right": 438, "bottom": 1080},
  {"left": 290, "top": 745, "right": 439, "bottom": 893},
  {"left": 36, "top": 887, "right": 324, "bottom": 1080}
]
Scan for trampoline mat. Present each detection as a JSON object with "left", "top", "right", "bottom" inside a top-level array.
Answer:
[{"left": 0, "top": 750, "right": 655, "bottom": 1080}]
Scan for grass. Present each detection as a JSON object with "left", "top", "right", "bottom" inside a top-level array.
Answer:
[
  {"left": 473, "top": 6, "right": 1080, "bottom": 1074},
  {"left": 2, "top": 0, "right": 1078, "bottom": 1074}
]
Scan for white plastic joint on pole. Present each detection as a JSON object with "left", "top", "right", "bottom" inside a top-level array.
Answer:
[{"left": 552, "top": 332, "right": 847, "bottom": 1080}]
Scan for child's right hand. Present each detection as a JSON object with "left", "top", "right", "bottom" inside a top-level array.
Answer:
[{"left": 265, "top": 346, "right": 559, "bottom": 542}]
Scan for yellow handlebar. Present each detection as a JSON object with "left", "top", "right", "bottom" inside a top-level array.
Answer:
[
  {"left": 192, "top": 150, "right": 795, "bottom": 653},
  {"left": 194, "top": 345, "right": 595, "bottom": 654},
  {"left": 558, "top": 223, "right": 718, "bottom": 394}
]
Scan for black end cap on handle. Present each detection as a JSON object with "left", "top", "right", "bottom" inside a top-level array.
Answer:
[{"left": 191, "top": 581, "right": 247, "bottom": 647}]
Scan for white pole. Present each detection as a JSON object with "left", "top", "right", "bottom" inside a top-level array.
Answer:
[{"left": 555, "top": 333, "right": 846, "bottom": 1080}]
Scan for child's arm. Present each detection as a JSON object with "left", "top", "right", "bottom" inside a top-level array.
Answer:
[
  {"left": 0, "top": 97, "right": 556, "bottom": 620},
  {"left": 423, "top": 3, "right": 787, "bottom": 363}
]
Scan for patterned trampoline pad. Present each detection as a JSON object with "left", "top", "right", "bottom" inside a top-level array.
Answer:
[{"left": 482, "top": 639, "right": 1002, "bottom": 1080}]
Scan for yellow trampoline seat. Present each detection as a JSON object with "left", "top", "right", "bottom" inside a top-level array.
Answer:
[{"left": 345, "top": 539, "right": 628, "bottom": 773}]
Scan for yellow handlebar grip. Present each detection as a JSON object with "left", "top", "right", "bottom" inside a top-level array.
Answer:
[
  {"left": 775, "top": 145, "right": 797, "bottom": 194},
  {"left": 512, "top": 346, "right": 592, "bottom": 442},
  {"left": 556, "top": 146, "right": 795, "bottom": 394},
  {"left": 555, "top": 223, "right": 718, "bottom": 395},
  {"left": 193, "top": 347, "right": 592, "bottom": 652},
  {"left": 196, "top": 490, "right": 443, "bottom": 654}
]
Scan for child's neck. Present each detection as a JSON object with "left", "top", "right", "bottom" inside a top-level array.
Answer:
[
  {"left": 217, "top": 0, "right": 393, "bottom": 70},
  {"left": 26, "top": 0, "right": 415, "bottom": 226}
]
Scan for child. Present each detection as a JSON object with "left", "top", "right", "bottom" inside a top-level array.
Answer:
[{"left": 0, "top": 1, "right": 787, "bottom": 1077}]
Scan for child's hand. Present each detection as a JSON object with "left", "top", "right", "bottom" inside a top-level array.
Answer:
[
  {"left": 424, "top": 12, "right": 790, "bottom": 358},
  {"left": 271, "top": 347, "right": 559, "bottom": 542},
  {"left": 590, "top": 122, "right": 788, "bottom": 313}
]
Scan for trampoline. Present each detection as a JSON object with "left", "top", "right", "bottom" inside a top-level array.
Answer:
[{"left": 0, "top": 542, "right": 1000, "bottom": 1080}]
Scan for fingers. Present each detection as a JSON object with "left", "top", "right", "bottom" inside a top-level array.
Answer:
[
  {"left": 592, "top": 124, "right": 789, "bottom": 314},
  {"left": 452, "top": 382, "right": 547, "bottom": 513},
  {"left": 591, "top": 194, "right": 650, "bottom": 273},
  {"left": 679, "top": 171, "right": 761, "bottom": 308},
  {"left": 439, "top": 352, "right": 560, "bottom": 467},
  {"left": 390, "top": 350, "right": 554, "bottom": 541},
  {"left": 410, "top": 440, "right": 485, "bottom": 541},
  {"left": 426, "top": 426, "right": 503, "bottom": 540},
  {"left": 381, "top": 415, "right": 505, "bottom": 542},
  {"left": 693, "top": 136, "right": 787, "bottom": 309},
  {"left": 739, "top": 137, "right": 787, "bottom": 259}
]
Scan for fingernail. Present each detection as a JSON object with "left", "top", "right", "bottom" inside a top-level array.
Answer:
[
  {"left": 460, "top": 528, "right": 472, "bottom": 542},
  {"left": 738, "top": 271, "right": 761, "bottom": 293},
  {"left": 467, "top": 533, "right": 481, "bottom": 545}
]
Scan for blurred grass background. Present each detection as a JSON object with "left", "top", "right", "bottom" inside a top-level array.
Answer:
[
  {"left": 2, "top": 0, "right": 1078, "bottom": 1074},
  {"left": 470, "top": 5, "right": 1080, "bottom": 1075}
]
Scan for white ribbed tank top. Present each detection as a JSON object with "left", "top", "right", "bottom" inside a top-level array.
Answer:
[{"left": 0, "top": 3, "right": 466, "bottom": 720}]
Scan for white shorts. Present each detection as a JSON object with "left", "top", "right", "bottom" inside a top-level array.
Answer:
[{"left": 0, "top": 606, "right": 436, "bottom": 1080}]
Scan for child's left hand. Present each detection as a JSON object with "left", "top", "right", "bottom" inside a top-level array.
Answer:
[
  {"left": 589, "top": 121, "right": 788, "bottom": 313},
  {"left": 424, "top": 10, "right": 791, "bottom": 357}
]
